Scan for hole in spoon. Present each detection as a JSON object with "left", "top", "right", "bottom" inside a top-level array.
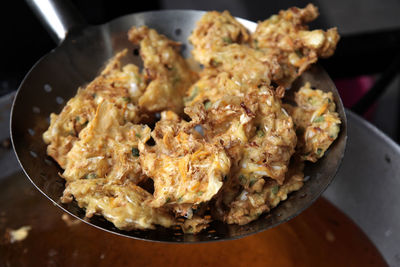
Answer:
[
  {"left": 32, "top": 106, "right": 40, "bottom": 113},
  {"left": 56, "top": 96, "right": 64, "bottom": 105},
  {"left": 174, "top": 28, "right": 182, "bottom": 36},
  {"left": 44, "top": 84, "right": 52, "bottom": 92},
  {"left": 29, "top": 151, "right": 38, "bottom": 158},
  {"left": 28, "top": 128, "right": 35, "bottom": 136}
]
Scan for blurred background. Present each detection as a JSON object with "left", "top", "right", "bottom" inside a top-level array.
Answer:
[{"left": 3, "top": 0, "right": 400, "bottom": 140}]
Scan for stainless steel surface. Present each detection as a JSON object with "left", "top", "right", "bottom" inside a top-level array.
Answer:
[
  {"left": 26, "top": 0, "right": 85, "bottom": 43},
  {"left": 10, "top": 9, "right": 347, "bottom": 242},
  {"left": 325, "top": 110, "right": 400, "bottom": 267}
]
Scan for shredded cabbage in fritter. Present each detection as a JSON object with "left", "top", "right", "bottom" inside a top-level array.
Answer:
[{"left": 43, "top": 4, "right": 341, "bottom": 234}]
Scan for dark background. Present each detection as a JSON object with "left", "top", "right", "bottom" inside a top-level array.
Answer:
[{"left": 3, "top": 0, "right": 400, "bottom": 139}]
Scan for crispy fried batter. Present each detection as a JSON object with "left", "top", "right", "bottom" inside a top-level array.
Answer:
[
  {"left": 237, "top": 86, "right": 297, "bottom": 185},
  {"left": 43, "top": 50, "right": 143, "bottom": 168},
  {"left": 286, "top": 82, "right": 340, "bottom": 162},
  {"left": 62, "top": 101, "right": 150, "bottom": 184},
  {"left": 128, "top": 26, "right": 198, "bottom": 114},
  {"left": 61, "top": 178, "right": 175, "bottom": 230},
  {"left": 44, "top": 6, "right": 341, "bottom": 234},
  {"left": 189, "top": 10, "right": 250, "bottom": 64},
  {"left": 139, "top": 111, "right": 231, "bottom": 208},
  {"left": 191, "top": 44, "right": 277, "bottom": 88},
  {"left": 186, "top": 92, "right": 258, "bottom": 160},
  {"left": 184, "top": 71, "right": 245, "bottom": 107},
  {"left": 226, "top": 156, "right": 304, "bottom": 225},
  {"left": 252, "top": 4, "right": 340, "bottom": 86}
]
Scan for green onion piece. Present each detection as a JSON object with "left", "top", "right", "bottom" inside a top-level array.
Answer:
[
  {"left": 313, "top": 116, "right": 325, "bottom": 123},
  {"left": 271, "top": 185, "right": 279, "bottom": 194},
  {"left": 135, "top": 133, "right": 141, "bottom": 138},
  {"left": 253, "top": 39, "right": 259, "bottom": 49},
  {"left": 85, "top": 173, "right": 97, "bottom": 179},
  {"left": 184, "top": 86, "right": 199, "bottom": 102},
  {"left": 75, "top": 116, "right": 80, "bottom": 122},
  {"left": 166, "top": 197, "right": 171, "bottom": 203},
  {"left": 122, "top": 96, "right": 131, "bottom": 102},
  {"left": 204, "top": 100, "right": 212, "bottom": 110},
  {"left": 249, "top": 179, "right": 257, "bottom": 187},
  {"left": 197, "top": 191, "right": 204, "bottom": 196},
  {"left": 131, "top": 147, "right": 140, "bottom": 157},
  {"left": 316, "top": 148, "right": 323, "bottom": 156},
  {"left": 239, "top": 174, "right": 247, "bottom": 185},
  {"left": 222, "top": 37, "right": 233, "bottom": 44},
  {"left": 134, "top": 74, "right": 142, "bottom": 84},
  {"left": 256, "top": 129, "right": 265, "bottom": 137},
  {"left": 177, "top": 196, "right": 183, "bottom": 202},
  {"left": 210, "top": 59, "right": 221, "bottom": 67}
]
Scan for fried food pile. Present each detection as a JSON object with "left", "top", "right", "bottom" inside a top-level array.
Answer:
[{"left": 43, "top": 4, "right": 341, "bottom": 233}]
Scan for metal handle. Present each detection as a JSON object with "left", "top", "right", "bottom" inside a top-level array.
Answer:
[{"left": 26, "top": 0, "right": 86, "bottom": 44}]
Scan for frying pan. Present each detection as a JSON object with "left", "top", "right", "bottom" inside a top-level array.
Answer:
[{"left": 10, "top": 0, "right": 347, "bottom": 242}]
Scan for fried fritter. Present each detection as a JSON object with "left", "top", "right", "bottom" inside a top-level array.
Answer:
[
  {"left": 190, "top": 44, "right": 277, "bottom": 88},
  {"left": 226, "top": 156, "right": 304, "bottom": 225},
  {"left": 237, "top": 86, "right": 297, "bottom": 186},
  {"left": 286, "top": 82, "right": 340, "bottom": 162},
  {"left": 189, "top": 10, "right": 250, "bottom": 64},
  {"left": 61, "top": 178, "right": 175, "bottom": 230},
  {"left": 44, "top": 5, "right": 342, "bottom": 234},
  {"left": 128, "top": 26, "right": 198, "bottom": 114},
  {"left": 43, "top": 50, "right": 143, "bottom": 168},
  {"left": 186, "top": 92, "right": 258, "bottom": 160},
  {"left": 252, "top": 4, "right": 340, "bottom": 86},
  {"left": 62, "top": 101, "right": 150, "bottom": 184},
  {"left": 184, "top": 71, "right": 244, "bottom": 107},
  {"left": 139, "top": 111, "right": 231, "bottom": 208}
]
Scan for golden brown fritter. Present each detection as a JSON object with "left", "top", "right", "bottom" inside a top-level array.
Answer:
[
  {"left": 186, "top": 92, "right": 259, "bottom": 160},
  {"left": 237, "top": 86, "right": 297, "bottom": 186},
  {"left": 189, "top": 10, "right": 250, "bottom": 64},
  {"left": 43, "top": 50, "right": 143, "bottom": 168},
  {"left": 252, "top": 4, "right": 340, "bottom": 86},
  {"left": 62, "top": 101, "right": 150, "bottom": 184},
  {"left": 226, "top": 156, "right": 304, "bottom": 225},
  {"left": 286, "top": 82, "right": 340, "bottom": 162},
  {"left": 139, "top": 111, "right": 231, "bottom": 208},
  {"left": 61, "top": 178, "right": 175, "bottom": 230},
  {"left": 190, "top": 44, "right": 278, "bottom": 88},
  {"left": 184, "top": 71, "right": 245, "bottom": 107},
  {"left": 44, "top": 6, "right": 342, "bottom": 234},
  {"left": 128, "top": 26, "right": 198, "bottom": 114}
]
